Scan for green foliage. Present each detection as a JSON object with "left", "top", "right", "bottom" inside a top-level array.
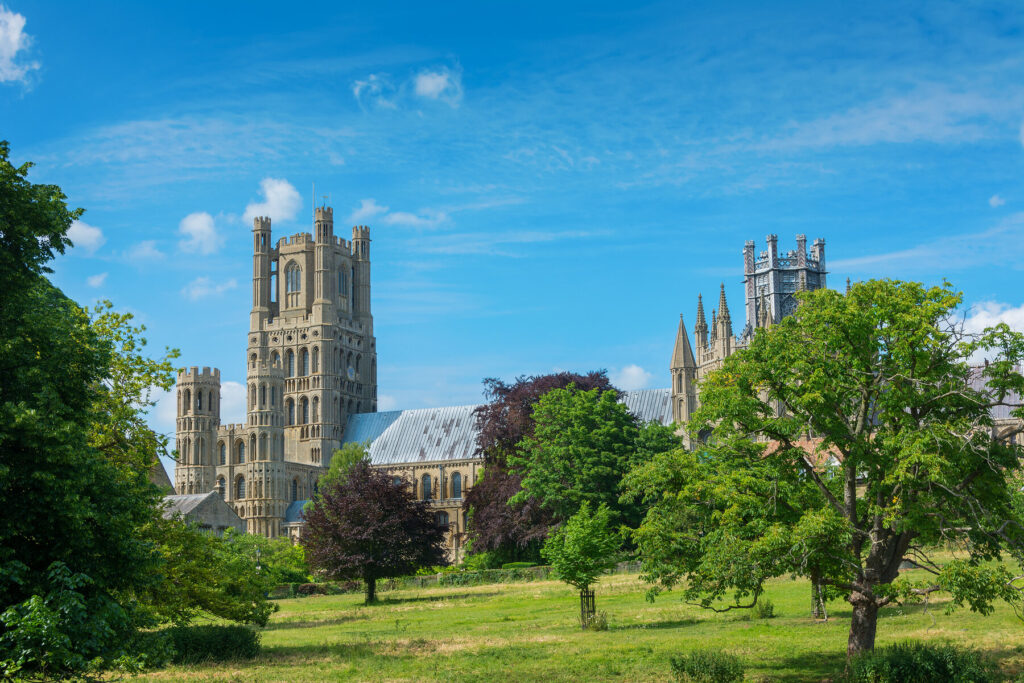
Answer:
[
  {"left": 147, "top": 518, "right": 276, "bottom": 626},
  {"left": 221, "top": 527, "right": 309, "bottom": 585},
  {"left": 754, "top": 598, "right": 775, "bottom": 619},
  {"left": 321, "top": 441, "right": 371, "bottom": 490},
  {"left": 625, "top": 280, "right": 1024, "bottom": 653},
  {"left": 501, "top": 562, "right": 537, "bottom": 569},
  {"left": 584, "top": 611, "right": 609, "bottom": 631},
  {"left": 669, "top": 649, "right": 744, "bottom": 683},
  {"left": 542, "top": 503, "right": 620, "bottom": 592},
  {"left": 841, "top": 641, "right": 996, "bottom": 683},
  {"left": 0, "top": 562, "right": 143, "bottom": 679},
  {"left": 510, "top": 386, "right": 677, "bottom": 526},
  {"left": 163, "top": 624, "right": 261, "bottom": 664}
]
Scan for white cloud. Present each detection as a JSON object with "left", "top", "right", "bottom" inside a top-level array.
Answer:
[
  {"left": 86, "top": 272, "right": 108, "bottom": 288},
  {"left": 347, "top": 198, "right": 447, "bottom": 228},
  {"left": 181, "top": 276, "right": 237, "bottom": 301},
  {"left": 611, "top": 364, "right": 653, "bottom": 391},
  {"left": 989, "top": 194, "right": 1006, "bottom": 208},
  {"left": 67, "top": 220, "right": 105, "bottom": 255},
  {"left": 0, "top": 5, "right": 39, "bottom": 84},
  {"left": 964, "top": 301, "right": 1024, "bottom": 334},
  {"left": 243, "top": 177, "right": 302, "bottom": 224},
  {"left": 348, "top": 198, "right": 389, "bottom": 224},
  {"left": 177, "top": 212, "right": 223, "bottom": 255},
  {"left": 381, "top": 209, "right": 448, "bottom": 228},
  {"left": 378, "top": 394, "right": 398, "bottom": 411},
  {"left": 352, "top": 73, "right": 397, "bottom": 110},
  {"left": 126, "top": 240, "right": 164, "bottom": 260},
  {"left": 414, "top": 67, "right": 463, "bottom": 107}
]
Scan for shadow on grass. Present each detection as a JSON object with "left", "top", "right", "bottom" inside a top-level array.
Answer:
[
  {"left": 617, "top": 618, "right": 702, "bottom": 631},
  {"left": 373, "top": 591, "right": 503, "bottom": 606},
  {"left": 263, "top": 613, "right": 370, "bottom": 631}
]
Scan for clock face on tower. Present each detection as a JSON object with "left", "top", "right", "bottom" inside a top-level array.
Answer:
[{"left": 347, "top": 366, "right": 355, "bottom": 380}]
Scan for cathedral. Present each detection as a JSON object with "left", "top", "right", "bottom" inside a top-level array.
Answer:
[
  {"left": 671, "top": 234, "right": 826, "bottom": 429},
  {"left": 173, "top": 211, "right": 825, "bottom": 556},
  {"left": 174, "top": 207, "right": 377, "bottom": 537}
]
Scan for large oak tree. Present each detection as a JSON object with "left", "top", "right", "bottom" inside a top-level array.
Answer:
[{"left": 625, "top": 279, "right": 1024, "bottom": 655}]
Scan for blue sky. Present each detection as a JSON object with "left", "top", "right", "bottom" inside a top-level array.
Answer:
[{"left": 3, "top": 1, "right": 1024, "bottom": 477}]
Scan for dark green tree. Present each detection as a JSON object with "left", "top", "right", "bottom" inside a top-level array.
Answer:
[{"left": 625, "top": 280, "right": 1024, "bottom": 655}]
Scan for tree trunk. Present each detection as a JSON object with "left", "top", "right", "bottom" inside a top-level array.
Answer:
[
  {"left": 579, "top": 588, "right": 595, "bottom": 629},
  {"left": 847, "top": 598, "right": 878, "bottom": 656},
  {"left": 365, "top": 576, "right": 377, "bottom": 604}
]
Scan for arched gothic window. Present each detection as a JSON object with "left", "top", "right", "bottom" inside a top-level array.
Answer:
[
  {"left": 183, "top": 389, "right": 191, "bottom": 413},
  {"left": 435, "top": 511, "right": 449, "bottom": 528},
  {"left": 236, "top": 441, "right": 245, "bottom": 464},
  {"left": 260, "top": 384, "right": 266, "bottom": 407},
  {"left": 312, "top": 397, "right": 319, "bottom": 423},
  {"left": 338, "top": 270, "right": 345, "bottom": 294},
  {"left": 301, "top": 397, "right": 309, "bottom": 424},
  {"left": 271, "top": 351, "right": 280, "bottom": 367},
  {"left": 291, "top": 478, "right": 298, "bottom": 502},
  {"left": 300, "top": 348, "right": 309, "bottom": 376},
  {"left": 312, "top": 347, "right": 319, "bottom": 373},
  {"left": 270, "top": 386, "right": 276, "bottom": 406},
  {"left": 217, "top": 477, "right": 225, "bottom": 499},
  {"left": 209, "top": 391, "right": 214, "bottom": 411},
  {"left": 286, "top": 399, "right": 294, "bottom": 425},
  {"left": 286, "top": 350, "right": 294, "bottom": 377},
  {"left": 197, "top": 391, "right": 203, "bottom": 411},
  {"left": 218, "top": 442, "right": 226, "bottom": 465},
  {"left": 451, "top": 472, "right": 462, "bottom": 499},
  {"left": 286, "top": 263, "right": 302, "bottom": 293},
  {"left": 236, "top": 476, "right": 246, "bottom": 500},
  {"left": 422, "top": 473, "right": 432, "bottom": 501}
]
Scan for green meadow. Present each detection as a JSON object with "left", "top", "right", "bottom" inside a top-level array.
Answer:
[{"left": 136, "top": 568, "right": 1024, "bottom": 682}]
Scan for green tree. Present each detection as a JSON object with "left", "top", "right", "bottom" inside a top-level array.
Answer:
[
  {"left": 320, "top": 441, "right": 371, "bottom": 491},
  {"left": 625, "top": 280, "right": 1024, "bottom": 655},
  {"left": 542, "top": 502, "right": 621, "bottom": 627},
  {"left": 0, "top": 143, "right": 165, "bottom": 676},
  {"left": 510, "top": 385, "right": 675, "bottom": 527},
  {"left": 221, "top": 527, "right": 309, "bottom": 585}
]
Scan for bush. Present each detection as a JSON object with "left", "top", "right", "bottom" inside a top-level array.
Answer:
[
  {"left": 584, "top": 611, "right": 608, "bottom": 631},
  {"left": 295, "top": 583, "right": 329, "bottom": 596},
  {"left": 842, "top": 642, "right": 996, "bottom": 683},
  {"left": 670, "top": 650, "right": 744, "bottom": 683},
  {"left": 754, "top": 598, "right": 775, "bottom": 619},
  {"left": 165, "top": 625, "right": 260, "bottom": 664},
  {"left": 501, "top": 562, "right": 537, "bottom": 569}
]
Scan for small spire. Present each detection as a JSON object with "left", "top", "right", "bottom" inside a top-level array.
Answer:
[
  {"left": 845, "top": 277, "right": 851, "bottom": 295},
  {"left": 718, "top": 283, "right": 730, "bottom": 321},
  {"left": 671, "top": 315, "right": 696, "bottom": 369},
  {"left": 695, "top": 294, "right": 707, "bottom": 331}
]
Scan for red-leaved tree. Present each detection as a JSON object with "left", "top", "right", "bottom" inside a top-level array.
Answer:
[
  {"left": 303, "top": 461, "right": 447, "bottom": 603},
  {"left": 463, "top": 372, "right": 616, "bottom": 563}
]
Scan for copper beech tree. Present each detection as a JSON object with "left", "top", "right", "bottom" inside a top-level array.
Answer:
[
  {"left": 304, "top": 461, "right": 446, "bottom": 603},
  {"left": 625, "top": 279, "right": 1024, "bottom": 656}
]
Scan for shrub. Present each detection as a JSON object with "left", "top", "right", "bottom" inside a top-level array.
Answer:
[
  {"left": 669, "top": 650, "right": 744, "bottom": 683},
  {"left": 501, "top": 562, "right": 536, "bottom": 569},
  {"left": 754, "top": 598, "right": 775, "bottom": 619},
  {"left": 842, "top": 642, "right": 996, "bottom": 683},
  {"left": 165, "top": 625, "right": 260, "bottom": 664},
  {"left": 584, "top": 611, "right": 609, "bottom": 631},
  {"left": 295, "top": 583, "right": 329, "bottom": 596}
]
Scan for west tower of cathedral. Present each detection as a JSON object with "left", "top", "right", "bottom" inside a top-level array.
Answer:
[
  {"left": 175, "top": 206, "right": 377, "bottom": 536},
  {"left": 671, "top": 234, "right": 826, "bottom": 427}
]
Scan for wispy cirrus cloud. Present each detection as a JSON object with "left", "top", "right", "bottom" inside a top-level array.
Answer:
[
  {"left": 181, "top": 276, "right": 237, "bottom": 301},
  {"left": 419, "top": 228, "right": 603, "bottom": 257},
  {"left": 346, "top": 198, "right": 448, "bottom": 228},
  {"left": 414, "top": 66, "right": 462, "bottom": 107}
]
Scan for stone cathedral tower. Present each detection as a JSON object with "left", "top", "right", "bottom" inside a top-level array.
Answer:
[
  {"left": 175, "top": 205, "right": 378, "bottom": 537},
  {"left": 671, "top": 234, "right": 826, "bottom": 429}
]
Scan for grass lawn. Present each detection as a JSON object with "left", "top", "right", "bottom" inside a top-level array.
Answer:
[{"left": 137, "top": 569, "right": 1024, "bottom": 682}]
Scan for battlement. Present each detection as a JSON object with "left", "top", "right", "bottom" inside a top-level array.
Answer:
[
  {"left": 745, "top": 234, "right": 825, "bottom": 273},
  {"left": 253, "top": 216, "right": 271, "bottom": 231},
  {"left": 178, "top": 366, "right": 221, "bottom": 381},
  {"left": 278, "top": 233, "right": 313, "bottom": 248},
  {"left": 352, "top": 225, "right": 370, "bottom": 240},
  {"left": 315, "top": 206, "right": 333, "bottom": 220}
]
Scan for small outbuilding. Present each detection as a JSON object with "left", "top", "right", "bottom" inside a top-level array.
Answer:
[{"left": 162, "top": 491, "right": 246, "bottom": 536}]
